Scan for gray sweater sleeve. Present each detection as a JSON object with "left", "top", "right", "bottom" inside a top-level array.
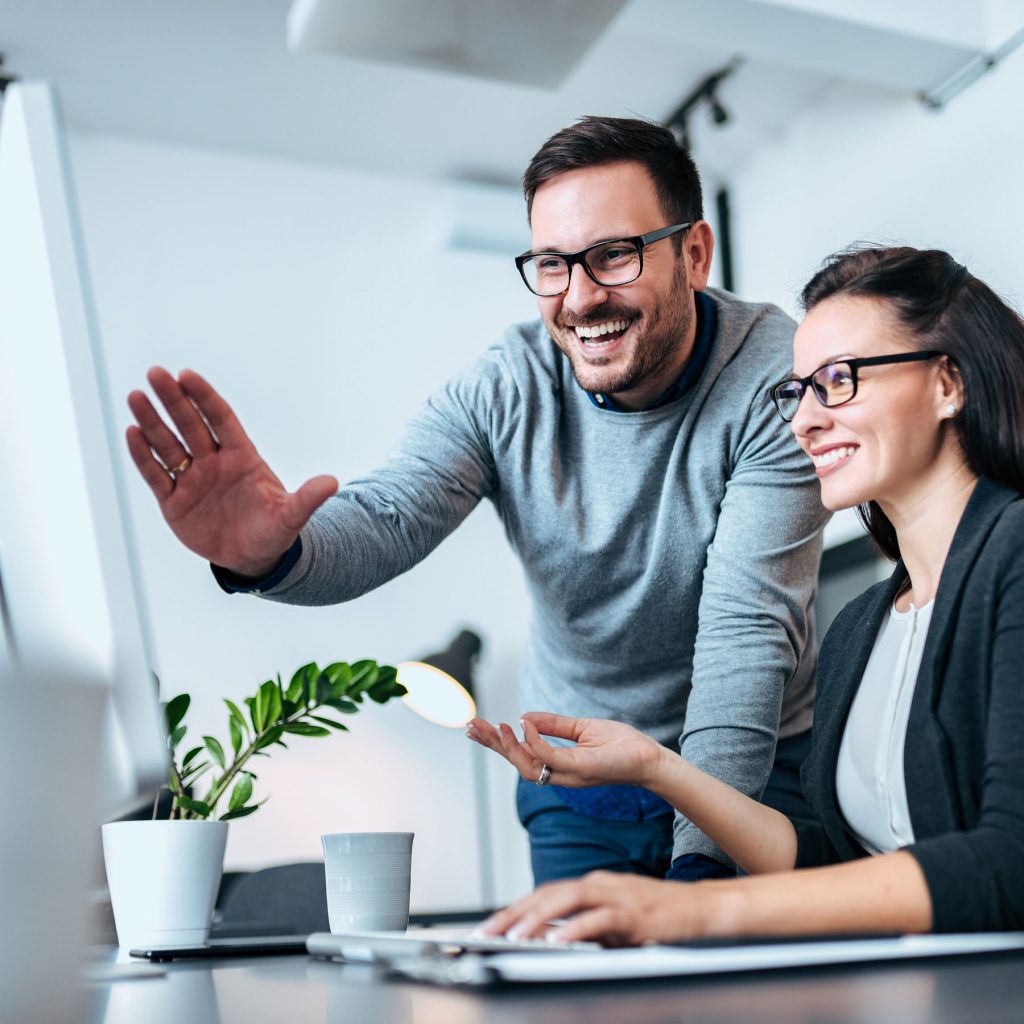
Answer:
[
  {"left": 259, "top": 356, "right": 503, "bottom": 606},
  {"left": 672, "top": 334, "right": 824, "bottom": 863}
]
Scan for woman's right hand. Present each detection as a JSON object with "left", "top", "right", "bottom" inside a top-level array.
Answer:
[{"left": 466, "top": 712, "right": 669, "bottom": 789}]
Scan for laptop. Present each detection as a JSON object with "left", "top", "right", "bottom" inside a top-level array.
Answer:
[{"left": 306, "top": 927, "right": 1024, "bottom": 986}]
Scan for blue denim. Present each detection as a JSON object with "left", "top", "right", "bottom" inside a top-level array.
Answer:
[{"left": 517, "top": 730, "right": 813, "bottom": 884}]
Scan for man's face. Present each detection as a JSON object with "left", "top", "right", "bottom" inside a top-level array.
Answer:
[{"left": 528, "top": 160, "right": 703, "bottom": 410}]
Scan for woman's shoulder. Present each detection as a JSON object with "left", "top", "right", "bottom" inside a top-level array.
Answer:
[{"left": 959, "top": 479, "right": 1024, "bottom": 569}]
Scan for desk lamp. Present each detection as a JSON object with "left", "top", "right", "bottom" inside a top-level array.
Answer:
[
  {"left": 396, "top": 630, "right": 495, "bottom": 910},
  {"left": 396, "top": 629, "right": 481, "bottom": 728}
]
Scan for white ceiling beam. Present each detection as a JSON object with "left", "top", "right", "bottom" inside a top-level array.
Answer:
[{"left": 287, "top": 0, "right": 629, "bottom": 88}]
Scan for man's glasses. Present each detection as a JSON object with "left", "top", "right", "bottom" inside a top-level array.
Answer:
[
  {"left": 515, "top": 223, "right": 691, "bottom": 297},
  {"left": 768, "top": 350, "right": 945, "bottom": 422}
]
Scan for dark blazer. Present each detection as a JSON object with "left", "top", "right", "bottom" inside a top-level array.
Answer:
[{"left": 794, "top": 477, "right": 1024, "bottom": 932}]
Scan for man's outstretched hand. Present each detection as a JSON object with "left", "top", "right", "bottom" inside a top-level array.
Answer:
[{"left": 126, "top": 367, "right": 338, "bottom": 578}]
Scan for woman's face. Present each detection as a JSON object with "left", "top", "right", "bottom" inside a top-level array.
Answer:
[{"left": 789, "top": 295, "right": 959, "bottom": 514}]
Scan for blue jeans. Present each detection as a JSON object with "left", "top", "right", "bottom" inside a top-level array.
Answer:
[{"left": 516, "top": 730, "right": 813, "bottom": 885}]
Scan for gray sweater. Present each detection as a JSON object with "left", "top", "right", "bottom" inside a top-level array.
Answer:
[{"left": 264, "top": 288, "right": 827, "bottom": 862}]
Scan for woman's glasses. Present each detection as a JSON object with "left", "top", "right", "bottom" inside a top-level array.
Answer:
[{"left": 768, "top": 350, "right": 944, "bottom": 422}]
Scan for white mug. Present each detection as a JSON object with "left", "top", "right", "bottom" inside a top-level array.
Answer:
[{"left": 321, "top": 832, "right": 414, "bottom": 932}]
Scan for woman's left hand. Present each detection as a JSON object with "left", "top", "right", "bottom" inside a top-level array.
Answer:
[
  {"left": 478, "top": 871, "right": 728, "bottom": 947},
  {"left": 465, "top": 712, "right": 666, "bottom": 789}
]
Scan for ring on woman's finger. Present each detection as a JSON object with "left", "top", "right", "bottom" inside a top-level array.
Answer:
[
  {"left": 168, "top": 454, "right": 192, "bottom": 478},
  {"left": 536, "top": 764, "right": 553, "bottom": 786}
]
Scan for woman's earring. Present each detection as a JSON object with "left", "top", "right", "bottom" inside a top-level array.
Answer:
[{"left": 945, "top": 403, "right": 957, "bottom": 416}]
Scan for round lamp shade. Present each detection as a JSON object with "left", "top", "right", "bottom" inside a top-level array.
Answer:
[{"left": 396, "top": 661, "right": 477, "bottom": 728}]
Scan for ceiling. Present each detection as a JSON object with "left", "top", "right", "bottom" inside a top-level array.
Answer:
[{"left": 0, "top": 0, "right": 1013, "bottom": 187}]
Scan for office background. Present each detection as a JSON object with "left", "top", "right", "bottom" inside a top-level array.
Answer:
[{"left": 3, "top": 0, "right": 1022, "bottom": 912}]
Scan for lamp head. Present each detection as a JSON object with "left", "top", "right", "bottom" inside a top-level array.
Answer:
[{"left": 397, "top": 630, "right": 482, "bottom": 729}]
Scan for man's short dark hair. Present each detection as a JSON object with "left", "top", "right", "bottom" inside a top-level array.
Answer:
[{"left": 522, "top": 116, "right": 704, "bottom": 235}]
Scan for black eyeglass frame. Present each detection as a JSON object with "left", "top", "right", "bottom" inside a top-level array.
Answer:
[
  {"left": 514, "top": 222, "right": 692, "bottom": 297},
  {"left": 767, "top": 350, "right": 946, "bottom": 422}
]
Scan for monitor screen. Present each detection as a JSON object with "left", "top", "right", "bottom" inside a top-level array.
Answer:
[{"left": 0, "top": 81, "right": 166, "bottom": 817}]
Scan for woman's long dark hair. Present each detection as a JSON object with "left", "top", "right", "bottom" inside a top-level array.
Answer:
[{"left": 800, "top": 245, "right": 1024, "bottom": 561}]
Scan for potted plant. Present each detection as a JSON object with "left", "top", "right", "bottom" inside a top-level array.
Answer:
[{"left": 102, "top": 659, "right": 406, "bottom": 950}]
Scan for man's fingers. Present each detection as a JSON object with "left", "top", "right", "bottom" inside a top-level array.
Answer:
[
  {"left": 146, "top": 367, "right": 219, "bottom": 458},
  {"left": 128, "top": 387, "right": 192, "bottom": 471},
  {"left": 125, "top": 425, "right": 174, "bottom": 500},
  {"left": 177, "top": 368, "right": 255, "bottom": 451},
  {"left": 284, "top": 475, "right": 339, "bottom": 533}
]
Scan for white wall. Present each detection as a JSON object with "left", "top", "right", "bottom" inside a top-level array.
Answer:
[
  {"left": 70, "top": 36, "right": 1024, "bottom": 910},
  {"left": 728, "top": 41, "right": 1024, "bottom": 318},
  {"left": 70, "top": 134, "right": 538, "bottom": 910}
]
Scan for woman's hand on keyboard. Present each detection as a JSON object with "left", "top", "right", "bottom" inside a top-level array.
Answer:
[{"left": 477, "top": 870, "right": 724, "bottom": 947}]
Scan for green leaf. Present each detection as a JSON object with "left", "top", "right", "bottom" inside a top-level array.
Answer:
[
  {"left": 374, "top": 665, "right": 398, "bottom": 687},
  {"left": 224, "top": 699, "right": 249, "bottom": 737},
  {"left": 283, "top": 723, "right": 331, "bottom": 737},
  {"left": 322, "top": 661, "right": 353, "bottom": 695},
  {"left": 287, "top": 662, "right": 320, "bottom": 703},
  {"left": 181, "top": 745, "right": 204, "bottom": 768},
  {"left": 281, "top": 699, "right": 298, "bottom": 718},
  {"left": 311, "top": 715, "right": 349, "bottom": 732},
  {"left": 170, "top": 724, "right": 187, "bottom": 748},
  {"left": 228, "top": 718, "right": 242, "bottom": 757},
  {"left": 325, "top": 697, "right": 359, "bottom": 714},
  {"left": 176, "top": 795, "right": 213, "bottom": 819},
  {"left": 228, "top": 774, "right": 253, "bottom": 812},
  {"left": 245, "top": 695, "right": 262, "bottom": 734},
  {"left": 260, "top": 679, "right": 282, "bottom": 727},
  {"left": 347, "top": 660, "right": 379, "bottom": 695},
  {"left": 254, "top": 724, "right": 284, "bottom": 750},
  {"left": 163, "top": 693, "right": 190, "bottom": 733},
  {"left": 367, "top": 678, "right": 406, "bottom": 704},
  {"left": 305, "top": 667, "right": 329, "bottom": 708},
  {"left": 220, "top": 804, "right": 260, "bottom": 821},
  {"left": 203, "top": 735, "right": 226, "bottom": 770},
  {"left": 180, "top": 760, "right": 211, "bottom": 783}
]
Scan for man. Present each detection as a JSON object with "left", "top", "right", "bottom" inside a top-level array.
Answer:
[{"left": 127, "top": 117, "right": 826, "bottom": 885}]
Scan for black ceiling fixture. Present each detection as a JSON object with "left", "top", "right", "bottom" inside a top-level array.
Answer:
[
  {"left": 664, "top": 56, "right": 744, "bottom": 151},
  {"left": 0, "top": 54, "right": 19, "bottom": 95}
]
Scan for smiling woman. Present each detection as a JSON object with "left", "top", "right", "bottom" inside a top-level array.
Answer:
[{"left": 468, "top": 244, "right": 1024, "bottom": 946}]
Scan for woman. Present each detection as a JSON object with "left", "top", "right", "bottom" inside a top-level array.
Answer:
[{"left": 468, "top": 245, "right": 1024, "bottom": 945}]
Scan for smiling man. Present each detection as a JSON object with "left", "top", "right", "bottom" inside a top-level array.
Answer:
[{"left": 127, "top": 117, "right": 826, "bottom": 887}]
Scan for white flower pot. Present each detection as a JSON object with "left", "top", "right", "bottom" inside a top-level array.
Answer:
[{"left": 102, "top": 820, "right": 228, "bottom": 950}]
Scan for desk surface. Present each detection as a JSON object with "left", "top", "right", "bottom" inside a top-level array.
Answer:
[{"left": 84, "top": 949, "right": 1024, "bottom": 1024}]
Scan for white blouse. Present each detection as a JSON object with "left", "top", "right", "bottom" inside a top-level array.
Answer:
[{"left": 835, "top": 598, "right": 934, "bottom": 855}]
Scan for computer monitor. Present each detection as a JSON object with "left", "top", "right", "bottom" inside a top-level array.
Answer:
[{"left": 0, "top": 81, "right": 166, "bottom": 817}]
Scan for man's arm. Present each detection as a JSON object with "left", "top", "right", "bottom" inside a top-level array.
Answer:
[
  {"left": 673, "top": 384, "right": 826, "bottom": 865},
  {"left": 254, "top": 353, "right": 506, "bottom": 606}
]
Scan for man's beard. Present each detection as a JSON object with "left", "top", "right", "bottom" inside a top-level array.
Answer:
[{"left": 548, "top": 262, "right": 694, "bottom": 399}]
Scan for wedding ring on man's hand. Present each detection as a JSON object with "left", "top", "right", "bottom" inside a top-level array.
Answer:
[
  {"left": 168, "top": 455, "right": 193, "bottom": 477},
  {"left": 536, "top": 764, "right": 553, "bottom": 787}
]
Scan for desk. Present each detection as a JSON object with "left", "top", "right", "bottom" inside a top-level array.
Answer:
[{"left": 84, "top": 950, "right": 1024, "bottom": 1023}]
